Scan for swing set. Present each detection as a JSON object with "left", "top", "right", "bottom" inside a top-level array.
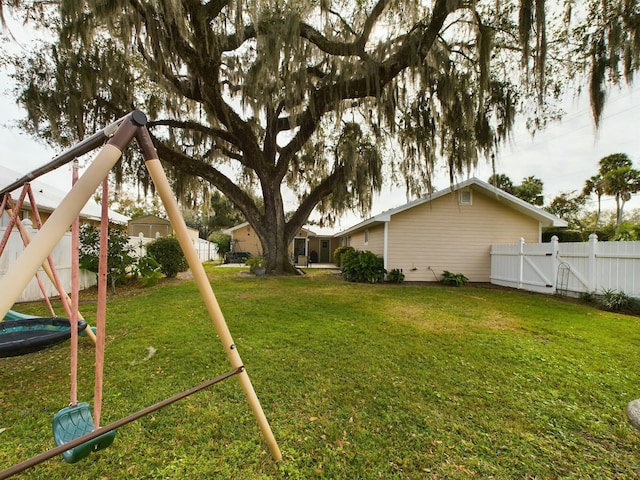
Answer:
[{"left": 0, "top": 111, "right": 282, "bottom": 479}]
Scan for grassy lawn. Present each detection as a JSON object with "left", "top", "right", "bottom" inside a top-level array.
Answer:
[{"left": 1, "top": 266, "right": 639, "bottom": 479}]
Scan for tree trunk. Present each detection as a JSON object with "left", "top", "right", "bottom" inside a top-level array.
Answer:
[
  {"left": 261, "top": 228, "right": 298, "bottom": 275},
  {"left": 255, "top": 184, "right": 298, "bottom": 275},
  {"left": 256, "top": 224, "right": 298, "bottom": 275}
]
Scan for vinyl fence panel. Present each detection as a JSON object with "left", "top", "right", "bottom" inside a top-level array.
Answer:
[
  {"left": 128, "top": 235, "right": 219, "bottom": 263},
  {"left": 491, "top": 235, "right": 640, "bottom": 298},
  {"left": 0, "top": 226, "right": 96, "bottom": 303}
]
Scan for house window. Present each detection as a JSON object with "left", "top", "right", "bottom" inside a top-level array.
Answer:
[
  {"left": 459, "top": 189, "right": 472, "bottom": 205},
  {"left": 364, "top": 229, "right": 369, "bottom": 245},
  {"left": 294, "top": 238, "right": 307, "bottom": 257}
]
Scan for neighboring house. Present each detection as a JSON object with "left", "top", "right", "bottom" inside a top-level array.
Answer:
[
  {"left": 0, "top": 165, "right": 130, "bottom": 226},
  {"left": 223, "top": 222, "right": 340, "bottom": 264},
  {"left": 128, "top": 214, "right": 173, "bottom": 239},
  {"left": 128, "top": 214, "right": 200, "bottom": 243},
  {"left": 335, "top": 177, "right": 567, "bottom": 282},
  {"left": 128, "top": 214, "right": 207, "bottom": 262}
]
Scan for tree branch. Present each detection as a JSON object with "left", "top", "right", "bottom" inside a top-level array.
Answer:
[
  {"left": 147, "top": 119, "right": 239, "bottom": 145},
  {"left": 276, "top": 0, "right": 453, "bottom": 181},
  {"left": 149, "top": 132, "right": 262, "bottom": 226},
  {"left": 286, "top": 168, "right": 344, "bottom": 241}
]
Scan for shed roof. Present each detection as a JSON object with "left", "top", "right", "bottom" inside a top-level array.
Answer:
[
  {"left": 128, "top": 214, "right": 171, "bottom": 225},
  {"left": 224, "top": 222, "right": 317, "bottom": 236}
]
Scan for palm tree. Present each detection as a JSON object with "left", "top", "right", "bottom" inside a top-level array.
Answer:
[
  {"left": 583, "top": 174, "right": 604, "bottom": 232},
  {"left": 598, "top": 154, "right": 640, "bottom": 232},
  {"left": 488, "top": 174, "right": 514, "bottom": 194}
]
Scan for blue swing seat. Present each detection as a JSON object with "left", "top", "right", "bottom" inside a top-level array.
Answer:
[{"left": 52, "top": 402, "right": 116, "bottom": 463}]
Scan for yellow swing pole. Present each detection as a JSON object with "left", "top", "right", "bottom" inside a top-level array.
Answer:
[{"left": 135, "top": 127, "right": 283, "bottom": 461}]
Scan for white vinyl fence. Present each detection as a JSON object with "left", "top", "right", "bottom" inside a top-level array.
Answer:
[
  {"left": 2, "top": 226, "right": 219, "bottom": 303},
  {"left": 0, "top": 224, "right": 96, "bottom": 303},
  {"left": 128, "top": 233, "right": 219, "bottom": 263},
  {"left": 491, "top": 234, "right": 640, "bottom": 298}
]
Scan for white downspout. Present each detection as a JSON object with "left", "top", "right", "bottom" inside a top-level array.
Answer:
[{"left": 383, "top": 221, "right": 389, "bottom": 272}]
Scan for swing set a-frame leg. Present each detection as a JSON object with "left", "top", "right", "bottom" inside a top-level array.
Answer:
[{"left": 136, "top": 129, "right": 283, "bottom": 461}]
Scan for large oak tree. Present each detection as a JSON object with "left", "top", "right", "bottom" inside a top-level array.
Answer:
[{"left": 2, "top": 0, "right": 639, "bottom": 273}]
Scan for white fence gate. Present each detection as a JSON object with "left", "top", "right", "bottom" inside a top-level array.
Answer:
[{"left": 491, "top": 234, "right": 640, "bottom": 298}]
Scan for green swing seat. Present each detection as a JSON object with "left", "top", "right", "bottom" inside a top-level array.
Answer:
[{"left": 52, "top": 402, "right": 116, "bottom": 463}]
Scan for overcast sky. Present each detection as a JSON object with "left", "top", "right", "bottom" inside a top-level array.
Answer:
[{"left": 1, "top": 17, "right": 639, "bottom": 230}]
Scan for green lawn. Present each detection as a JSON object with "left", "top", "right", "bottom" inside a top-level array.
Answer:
[{"left": 1, "top": 266, "right": 639, "bottom": 479}]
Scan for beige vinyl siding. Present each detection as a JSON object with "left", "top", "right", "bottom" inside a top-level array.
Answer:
[
  {"left": 307, "top": 237, "right": 339, "bottom": 263},
  {"left": 387, "top": 188, "right": 540, "bottom": 282},
  {"left": 348, "top": 224, "right": 385, "bottom": 256},
  {"left": 229, "top": 224, "right": 263, "bottom": 256},
  {"left": 230, "top": 226, "right": 313, "bottom": 259}
]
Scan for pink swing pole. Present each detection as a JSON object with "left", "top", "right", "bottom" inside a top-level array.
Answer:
[
  {"left": 93, "top": 177, "right": 109, "bottom": 428},
  {"left": 69, "top": 162, "right": 81, "bottom": 406}
]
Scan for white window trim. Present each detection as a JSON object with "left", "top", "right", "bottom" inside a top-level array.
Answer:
[{"left": 459, "top": 189, "right": 472, "bottom": 205}]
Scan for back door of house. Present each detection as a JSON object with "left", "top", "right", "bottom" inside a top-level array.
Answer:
[{"left": 320, "top": 239, "right": 330, "bottom": 263}]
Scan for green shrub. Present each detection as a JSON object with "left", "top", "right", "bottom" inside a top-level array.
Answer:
[
  {"left": 245, "top": 255, "right": 267, "bottom": 274},
  {"left": 599, "top": 289, "right": 631, "bottom": 312},
  {"left": 342, "top": 250, "right": 386, "bottom": 283},
  {"left": 542, "top": 229, "right": 584, "bottom": 242},
  {"left": 79, "top": 223, "right": 137, "bottom": 292},
  {"left": 209, "top": 233, "right": 231, "bottom": 258},
  {"left": 579, "top": 291, "right": 597, "bottom": 304},
  {"left": 387, "top": 268, "right": 405, "bottom": 283},
  {"left": 613, "top": 223, "right": 640, "bottom": 241},
  {"left": 340, "top": 247, "right": 358, "bottom": 271},
  {"left": 333, "top": 245, "right": 355, "bottom": 268},
  {"left": 441, "top": 270, "right": 468, "bottom": 287},
  {"left": 146, "top": 236, "right": 188, "bottom": 278},
  {"left": 580, "top": 290, "right": 640, "bottom": 315},
  {"left": 594, "top": 226, "right": 616, "bottom": 241},
  {"left": 135, "top": 255, "right": 163, "bottom": 287}
]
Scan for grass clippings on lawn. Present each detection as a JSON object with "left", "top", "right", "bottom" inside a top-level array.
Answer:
[{"left": 1, "top": 266, "right": 639, "bottom": 479}]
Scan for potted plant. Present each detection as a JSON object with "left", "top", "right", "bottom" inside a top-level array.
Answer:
[{"left": 245, "top": 255, "right": 267, "bottom": 275}]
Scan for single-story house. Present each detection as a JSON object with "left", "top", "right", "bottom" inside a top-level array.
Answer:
[
  {"left": 334, "top": 177, "right": 567, "bottom": 282},
  {"left": 0, "top": 165, "right": 129, "bottom": 226},
  {"left": 223, "top": 222, "right": 340, "bottom": 264}
]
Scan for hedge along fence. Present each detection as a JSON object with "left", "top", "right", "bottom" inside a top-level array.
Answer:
[
  {"left": 129, "top": 233, "right": 218, "bottom": 263},
  {"left": 491, "top": 234, "right": 640, "bottom": 297}
]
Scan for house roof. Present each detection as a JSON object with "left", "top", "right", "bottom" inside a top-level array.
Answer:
[
  {"left": 223, "top": 221, "right": 250, "bottom": 235},
  {"left": 128, "top": 214, "right": 171, "bottom": 225},
  {"left": 0, "top": 165, "right": 130, "bottom": 224},
  {"left": 224, "top": 221, "right": 319, "bottom": 236},
  {"left": 335, "top": 177, "right": 567, "bottom": 236}
]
